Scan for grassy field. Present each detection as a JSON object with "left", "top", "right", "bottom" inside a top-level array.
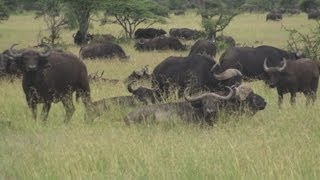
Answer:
[{"left": 1, "top": 11, "right": 320, "bottom": 179}]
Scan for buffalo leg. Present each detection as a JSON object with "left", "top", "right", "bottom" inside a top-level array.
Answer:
[
  {"left": 41, "top": 102, "right": 51, "bottom": 121},
  {"left": 304, "top": 91, "right": 316, "bottom": 106},
  {"left": 290, "top": 92, "right": 296, "bottom": 106},
  {"left": 277, "top": 89, "right": 284, "bottom": 108},
  {"left": 27, "top": 101, "right": 37, "bottom": 120},
  {"left": 62, "top": 96, "right": 75, "bottom": 123}
]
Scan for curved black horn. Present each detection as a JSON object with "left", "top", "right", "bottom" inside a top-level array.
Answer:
[
  {"left": 38, "top": 44, "right": 53, "bottom": 57},
  {"left": 7, "top": 44, "right": 24, "bottom": 58}
]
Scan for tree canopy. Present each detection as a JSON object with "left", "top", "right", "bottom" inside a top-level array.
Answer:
[{"left": 102, "top": 0, "right": 168, "bottom": 38}]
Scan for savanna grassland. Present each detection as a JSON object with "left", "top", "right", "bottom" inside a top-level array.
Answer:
[{"left": 1, "top": 11, "right": 320, "bottom": 179}]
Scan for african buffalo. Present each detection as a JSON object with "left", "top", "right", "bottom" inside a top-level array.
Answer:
[
  {"left": 124, "top": 85, "right": 266, "bottom": 125},
  {"left": 189, "top": 39, "right": 217, "bottom": 57},
  {"left": 8, "top": 44, "right": 91, "bottom": 122},
  {"left": 73, "top": 30, "right": 92, "bottom": 45},
  {"left": 88, "top": 34, "right": 116, "bottom": 44},
  {"left": 219, "top": 45, "right": 304, "bottom": 80},
  {"left": 134, "top": 36, "right": 186, "bottom": 51},
  {"left": 266, "top": 12, "right": 282, "bottom": 21},
  {"left": 80, "top": 43, "right": 128, "bottom": 60},
  {"left": 308, "top": 10, "right": 320, "bottom": 20},
  {"left": 169, "top": 28, "right": 203, "bottom": 40},
  {"left": 151, "top": 54, "right": 242, "bottom": 100},
  {"left": 216, "top": 35, "right": 236, "bottom": 47},
  {"left": 264, "top": 58, "right": 320, "bottom": 106},
  {"left": 134, "top": 28, "right": 167, "bottom": 39}
]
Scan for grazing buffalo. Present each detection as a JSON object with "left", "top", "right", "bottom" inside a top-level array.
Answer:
[
  {"left": 263, "top": 58, "right": 320, "bottom": 106},
  {"left": 219, "top": 45, "right": 304, "bottom": 80},
  {"left": 308, "top": 11, "right": 320, "bottom": 20},
  {"left": 8, "top": 44, "right": 91, "bottom": 122},
  {"left": 266, "top": 12, "right": 282, "bottom": 21},
  {"left": 215, "top": 35, "right": 236, "bottom": 47},
  {"left": 124, "top": 85, "right": 266, "bottom": 125},
  {"left": 87, "top": 34, "right": 116, "bottom": 44},
  {"left": 151, "top": 54, "right": 242, "bottom": 100},
  {"left": 134, "top": 36, "right": 186, "bottom": 51},
  {"left": 169, "top": 28, "right": 203, "bottom": 40},
  {"left": 134, "top": 28, "right": 167, "bottom": 39},
  {"left": 80, "top": 43, "right": 128, "bottom": 60},
  {"left": 189, "top": 39, "right": 217, "bottom": 57}
]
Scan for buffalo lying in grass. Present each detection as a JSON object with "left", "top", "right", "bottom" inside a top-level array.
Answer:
[{"left": 124, "top": 85, "right": 266, "bottom": 125}]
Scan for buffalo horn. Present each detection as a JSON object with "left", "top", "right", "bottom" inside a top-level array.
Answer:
[
  {"left": 213, "top": 69, "right": 243, "bottom": 80},
  {"left": 184, "top": 87, "right": 233, "bottom": 102},
  {"left": 8, "top": 44, "right": 24, "bottom": 58},
  {"left": 263, "top": 58, "right": 271, "bottom": 72},
  {"left": 210, "top": 63, "right": 219, "bottom": 72},
  {"left": 138, "top": 39, "right": 145, "bottom": 45},
  {"left": 127, "top": 81, "right": 137, "bottom": 93},
  {"left": 263, "top": 58, "right": 287, "bottom": 72},
  {"left": 38, "top": 44, "right": 53, "bottom": 57},
  {"left": 277, "top": 58, "right": 287, "bottom": 72}
]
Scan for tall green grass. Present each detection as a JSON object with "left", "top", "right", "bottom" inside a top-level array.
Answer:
[{"left": 0, "top": 12, "right": 320, "bottom": 179}]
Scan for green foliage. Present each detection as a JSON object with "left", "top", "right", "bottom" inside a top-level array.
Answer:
[
  {"left": 300, "top": 0, "right": 319, "bottom": 12},
  {"left": 103, "top": 0, "right": 168, "bottom": 38},
  {"left": 0, "top": 0, "right": 9, "bottom": 21},
  {"left": 200, "top": 0, "right": 242, "bottom": 39},
  {"left": 285, "top": 22, "right": 320, "bottom": 61},
  {"left": 35, "top": 0, "right": 69, "bottom": 47}
]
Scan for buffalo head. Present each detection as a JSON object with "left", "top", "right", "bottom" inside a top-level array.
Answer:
[
  {"left": 184, "top": 86, "right": 233, "bottom": 116},
  {"left": 127, "top": 81, "right": 156, "bottom": 104},
  {"left": 263, "top": 58, "right": 287, "bottom": 88},
  {"left": 8, "top": 44, "right": 52, "bottom": 72},
  {"left": 126, "top": 65, "right": 151, "bottom": 83},
  {"left": 233, "top": 85, "right": 267, "bottom": 112}
]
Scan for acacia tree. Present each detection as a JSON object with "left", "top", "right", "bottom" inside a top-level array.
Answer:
[
  {"left": 35, "top": 0, "right": 69, "bottom": 46},
  {"left": 64, "top": 0, "right": 103, "bottom": 44},
  {"left": 102, "top": 0, "right": 168, "bottom": 38},
  {"left": 200, "top": 0, "right": 244, "bottom": 39}
]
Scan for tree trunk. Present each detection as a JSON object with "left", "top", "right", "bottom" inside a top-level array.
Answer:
[{"left": 77, "top": 11, "right": 90, "bottom": 45}]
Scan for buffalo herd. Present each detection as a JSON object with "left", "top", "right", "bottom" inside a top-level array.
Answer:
[{"left": 0, "top": 10, "right": 319, "bottom": 126}]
